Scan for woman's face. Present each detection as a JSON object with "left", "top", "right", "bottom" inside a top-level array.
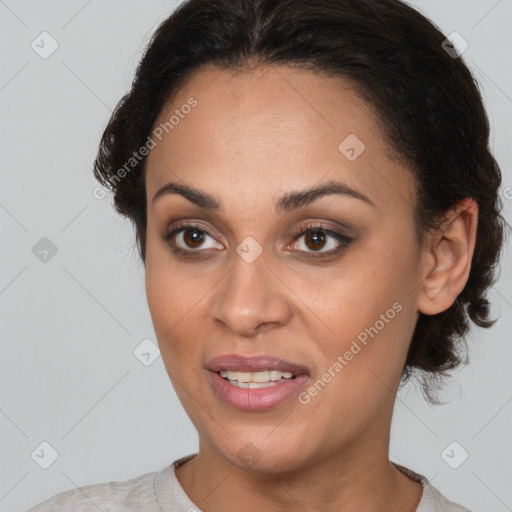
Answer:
[{"left": 144, "top": 64, "right": 426, "bottom": 473}]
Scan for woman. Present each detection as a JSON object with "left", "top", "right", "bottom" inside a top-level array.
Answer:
[{"left": 27, "top": 0, "right": 506, "bottom": 510}]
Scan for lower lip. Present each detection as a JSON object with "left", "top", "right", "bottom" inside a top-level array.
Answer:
[{"left": 207, "top": 371, "right": 309, "bottom": 411}]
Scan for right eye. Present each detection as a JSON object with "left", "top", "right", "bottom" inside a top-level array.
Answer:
[{"left": 165, "top": 223, "right": 224, "bottom": 255}]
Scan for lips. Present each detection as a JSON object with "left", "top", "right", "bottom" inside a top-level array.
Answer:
[
  {"left": 208, "top": 370, "right": 310, "bottom": 411},
  {"left": 206, "top": 354, "right": 310, "bottom": 375}
]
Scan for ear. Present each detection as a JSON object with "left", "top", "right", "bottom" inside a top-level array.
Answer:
[{"left": 417, "top": 198, "right": 479, "bottom": 316}]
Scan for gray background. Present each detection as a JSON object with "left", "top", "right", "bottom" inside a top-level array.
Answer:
[{"left": 1, "top": 1, "right": 511, "bottom": 511}]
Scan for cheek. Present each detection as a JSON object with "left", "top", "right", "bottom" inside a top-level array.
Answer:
[
  {"left": 310, "top": 242, "right": 417, "bottom": 390},
  {"left": 145, "top": 266, "right": 190, "bottom": 358},
  {"left": 298, "top": 262, "right": 401, "bottom": 349},
  {"left": 145, "top": 234, "right": 197, "bottom": 334},
  {"left": 326, "top": 228, "right": 418, "bottom": 326},
  {"left": 144, "top": 262, "right": 212, "bottom": 378}
]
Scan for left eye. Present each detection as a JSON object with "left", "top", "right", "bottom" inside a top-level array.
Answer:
[{"left": 287, "top": 224, "right": 352, "bottom": 256}]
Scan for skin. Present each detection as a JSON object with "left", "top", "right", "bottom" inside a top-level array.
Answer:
[{"left": 143, "top": 63, "right": 478, "bottom": 512}]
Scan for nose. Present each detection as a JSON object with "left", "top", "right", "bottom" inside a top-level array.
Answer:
[{"left": 209, "top": 251, "right": 293, "bottom": 338}]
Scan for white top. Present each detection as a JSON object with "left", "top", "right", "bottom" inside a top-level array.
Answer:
[{"left": 26, "top": 453, "right": 473, "bottom": 511}]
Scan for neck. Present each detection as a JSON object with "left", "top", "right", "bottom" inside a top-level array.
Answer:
[{"left": 175, "top": 425, "right": 423, "bottom": 512}]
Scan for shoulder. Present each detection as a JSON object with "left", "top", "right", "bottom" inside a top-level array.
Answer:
[
  {"left": 420, "top": 482, "right": 475, "bottom": 512},
  {"left": 26, "top": 484, "right": 112, "bottom": 512},
  {"left": 25, "top": 466, "right": 169, "bottom": 512},
  {"left": 392, "top": 462, "right": 475, "bottom": 512}
]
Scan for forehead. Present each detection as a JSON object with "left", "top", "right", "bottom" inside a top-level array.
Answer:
[{"left": 145, "top": 64, "right": 415, "bottom": 214}]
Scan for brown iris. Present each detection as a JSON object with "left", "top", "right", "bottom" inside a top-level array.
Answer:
[
  {"left": 304, "top": 230, "right": 326, "bottom": 251},
  {"left": 183, "top": 229, "right": 205, "bottom": 248}
]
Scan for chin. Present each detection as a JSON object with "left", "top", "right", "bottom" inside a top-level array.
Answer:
[{"left": 214, "top": 435, "right": 309, "bottom": 475}]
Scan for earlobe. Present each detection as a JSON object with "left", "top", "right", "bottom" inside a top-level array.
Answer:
[{"left": 417, "top": 198, "right": 479, "bottom": 316}]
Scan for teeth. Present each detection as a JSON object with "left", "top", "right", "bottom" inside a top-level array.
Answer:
[
  {"left": 219, "top": 370, "right": 294, "bottom": 383},
  {"left": 228, "top": 381, "right": 281, "bottom": 389}
]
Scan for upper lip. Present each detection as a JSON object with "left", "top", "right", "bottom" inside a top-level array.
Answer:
[{"left": 206, "top": 354, "right": 310, "bottom": 375}]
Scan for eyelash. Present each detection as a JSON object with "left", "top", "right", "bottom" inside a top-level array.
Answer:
[{"left": 164, "top": 222, "right": 353, "bottom": 259}]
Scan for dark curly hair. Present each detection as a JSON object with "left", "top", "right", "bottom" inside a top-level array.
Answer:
[{"left": 93, "top": 0, "right": 507, "bottom": 404}]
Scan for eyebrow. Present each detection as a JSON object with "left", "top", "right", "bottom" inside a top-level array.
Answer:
[{"left": 151, "top": 179, "right": 376, "bottom": 212}]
